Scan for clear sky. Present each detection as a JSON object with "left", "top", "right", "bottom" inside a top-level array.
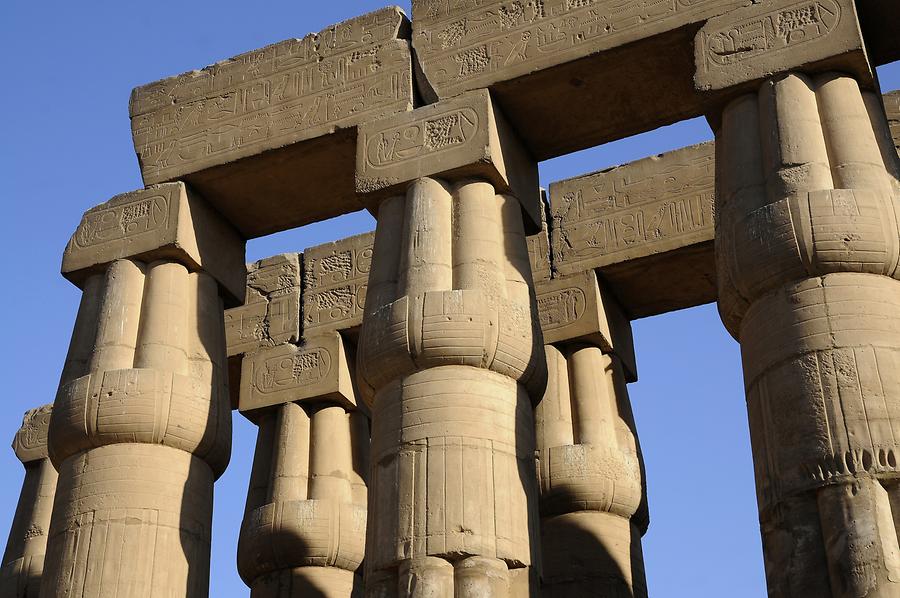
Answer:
[{"left": 1, "top": 2, "right": 897, "bottom": 597}]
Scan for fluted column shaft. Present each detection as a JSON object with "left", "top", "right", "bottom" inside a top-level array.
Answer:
[
  {"left": 40, "top": 259, "right": 232, "bottom": 597},
  {"left": 359, "top": 178, "right": 546, "bottom": 597},
  {"left": 715, "top": 72, "right": 900, "bottom": 597},
  {"left": 535, "top": 344, "right": 648, "bottom": 598},
  {"left": 237, "top": 401, "right": 369, "bottom": 598}
]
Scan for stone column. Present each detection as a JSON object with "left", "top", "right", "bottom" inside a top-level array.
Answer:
[
  {"left": 230, "top": 253, "right": 369, "bottom": 597},
  {"left": 1, "top": 405, "right": 56, "bottom": 597},
  {"left": 356, "top": 90, "right": 546, "bottom": 596},
  {"left": 534, "top": 271, "right": 648, "bottom": 597},
  {"left": 237, "top": 400, "right": 369, "bottom": 597},
  {"left": 714, "top": 73, "right": 900, "bottom": 596},
  {"left": 40, "top": 183, "right": 244, "bottom": 598}
]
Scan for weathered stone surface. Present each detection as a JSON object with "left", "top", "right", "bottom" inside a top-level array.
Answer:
[
  {"left": 43, "top": 255, "right": 233, "bottom": 597},
  {"left": 359, "top": 183, "right": 544, "bottom": 593},
  {"left": 356, "top": 89, "right": 542, "bottom": 232},
  {"left": 12, "top": 404, "right": 52, "bottom": 464},
  {"left": 237, "top": 402, "right": 368, "bottom": 596},
  {"left": 62, "top": 183, "right": 245, "bottom": 303},
  {"left": 888, "top": 90, "right": 900, "bottom": 155},
  {"left": 410, "top": 0, "right": 750, "bottom": 159},
  {"left": 536, "top": 345, "right": 648, "bottom": 598},
  {"left": 239, "top": 332, "right": 356, "bottom": 414},
  {"left": 715, "top": 72, "right": 900, "bottom": 596},
  {"left": 536, "top": 270, "right": 636, "bottom": 381},
  {"left": 528, "top": 190, "right": 551, "bottom": 283},
  {"left": 130, "top": 7, "right": 414, "bottom": 238},
  {"left": 695, "top": 0, "right": 872, "bottom": 93},
  {"left": 303, "top": 232, "right": 373, "bottom": 336},
  {"left": 550, "top": 142, "right": 716, "bottom": 318},
  {"left": 225, "top": 253, "right": 302, "bottom": 357}
]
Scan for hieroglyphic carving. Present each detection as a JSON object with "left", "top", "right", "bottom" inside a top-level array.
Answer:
[
  {"left": 528, "top": 191, "right": 552, "bottom": 282},
  {"left": 535, "top": 270, "right": 636, "bottom": 381},
  {"left": 550, "top": 142, "right": 715, "bottom": 276},
  {"left": 61, "top": 183, "right": 246, "bottom": 302},
  {"left": 131, "top": 7, "right": 413, "bottom": 185},
  {"left": 887, "top": 90, "right": 900, "bottom": 155},
  {"left": 695, "top": 0, "right": 870, "bottom": 90},
  {"left": 412, "top": 0, "right": 750, "bottom": 97},
  {"left": 303, "top": 233, "right": 373, "bottom": 334},
  {"left": 239, "top": 332, "right": 356, "bottom": 413},
  {"left": 356, "top": 89, "right": 542, "bottom": 232},
  {"left": 225, "top": 254, "right": 302, "bottom": 357}
]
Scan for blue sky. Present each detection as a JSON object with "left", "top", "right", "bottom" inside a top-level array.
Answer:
[{"left": 1, "top": 2, "right": 897, "bottom": 596}]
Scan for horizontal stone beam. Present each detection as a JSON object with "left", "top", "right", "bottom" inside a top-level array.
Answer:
[
  {"left": 303, "top": 232, "right": 373, "bottom": 337},
  {"left": 129, "top": 7, "right": 414, "bottom": 238},
  {"left": 550, "top": 142, "right": 716, "bottom": 318},
  {"left": 411, "top": 0, "right": 881, "bottom": 161},
  {"left": 549, "top": 89, "right": 900, "bottom": 319}
]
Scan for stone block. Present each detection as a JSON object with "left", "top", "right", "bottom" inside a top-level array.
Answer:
[
  {"left": 62, "top": 183, "right": 245, "bottom": 303},
  {"left": 411, "top": 0, "right": 755, "bottom": 159},
  {"left": 12, "top": 404, "right": 52, "bottom": 463},
  {"left": 549, "top": 142, "right": 716, "bottom": 318},
  {"left": 536, "top": 271, "right": 636, "bottom": 381},
  {"left": 356, "top": 89, "right": 542, "bottom": 233},
  {"left": 695, "top": 0, "right": 872, "bottom": 93},
  {"left": 239, "top": 332, "right": 356, "bottom": 414},
  {"left": 225, "top": 253, "right": 302, "bottom": 357},
  {"left": 303, "top": 232, "right": 373, "bottom": 336},
  {"left": 129, "top": 7, "right": 414, "bottom": 238},
  {"left": 887, "top": 90, "right": 900, "bottom": 155},
  {"left": 527, "top": 190, "right": 551, "bottom": 283}
]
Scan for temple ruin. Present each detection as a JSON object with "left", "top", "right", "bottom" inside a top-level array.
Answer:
[{"left": 3, "top": 1, "right": 900, "bottom": 596}]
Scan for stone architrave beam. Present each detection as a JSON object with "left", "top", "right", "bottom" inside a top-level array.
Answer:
[
  {"left": 303, "top": 233, "right": 374, "bottom": 338},
  {"left": 225, "top": 253, "right": 302, "bottom": 358},
  {"left": 550, "top": 142, "right": 716, "bottom": 318},
  {"left": 410, "top": 0, "right": 892, "bottom": 161},
  {"left": 549, "top": 90, "right": 900, "bottom": 319},
  {"left": 129, "top": 8, "right": 414, "bottom": 238}
]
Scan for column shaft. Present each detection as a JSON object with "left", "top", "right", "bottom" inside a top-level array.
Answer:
[
  {"left": 716, "top": 72, "right": 900, "bottom": 597},
  {"left": 360, "top": 177, "right": 546, "bottom": 596}
]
